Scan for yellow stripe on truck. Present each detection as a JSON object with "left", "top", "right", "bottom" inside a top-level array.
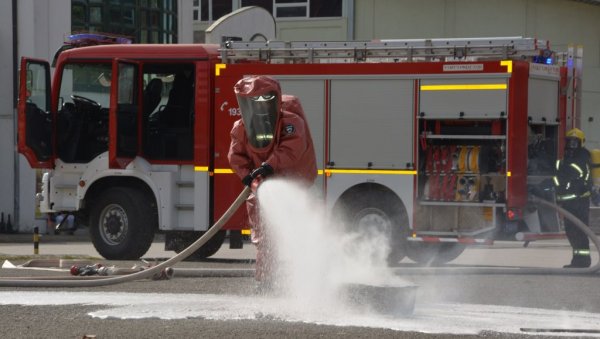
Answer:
[
  {"left": 200, "top": 168, "right": 415, "bottom": 175},
  {"left": 214, "top": 168, "right": 234, "bottom": 174},
  {"left": 420, "top": 84, "right": 507, "bottom": 91},
  {"left": 325, "top": 169, "right": 417, "bottom": 175}
]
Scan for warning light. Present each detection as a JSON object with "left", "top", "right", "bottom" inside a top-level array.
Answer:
[
  {"left": 533, "top": 49, "right": 554, "bottom": 65},
  {"left": 506, "top": 208, "right": 522, "bottom": 220}
]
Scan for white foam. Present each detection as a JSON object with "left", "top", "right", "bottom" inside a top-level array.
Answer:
[
  {"left": 0, "top": 291, "right": 599, "bottom": 336},
  {"left": 257, "top": 179, "right": 409, "bottom": 312}
]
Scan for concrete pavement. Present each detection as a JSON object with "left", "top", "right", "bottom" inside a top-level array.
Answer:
[{"left": 0, "top": 227, "right": 257, "bottom": 260}]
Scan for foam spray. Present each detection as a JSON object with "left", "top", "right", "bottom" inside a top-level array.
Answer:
[{"left": 257, "top": 179, "right": 409, "bottom": 314}]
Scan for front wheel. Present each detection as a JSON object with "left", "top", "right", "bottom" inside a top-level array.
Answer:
[{"left": 90, "top": 187, "right": 156, "bottom": 260}]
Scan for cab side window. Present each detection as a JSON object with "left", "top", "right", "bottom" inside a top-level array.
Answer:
[{"left": 142, "top": 63, "right": 195, "bottom": 161}]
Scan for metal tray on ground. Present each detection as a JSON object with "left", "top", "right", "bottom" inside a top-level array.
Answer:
[{"left": 340, "top": 283, "right": 418, "bottom": 316}]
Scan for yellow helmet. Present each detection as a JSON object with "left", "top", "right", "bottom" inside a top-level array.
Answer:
[{"left": 566, "top": 128, "right": 585, "bottom": 144}]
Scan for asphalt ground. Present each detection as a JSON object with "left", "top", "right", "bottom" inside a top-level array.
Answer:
[{"left": 1, "top": 221, "right": 600, "bottom": 338}]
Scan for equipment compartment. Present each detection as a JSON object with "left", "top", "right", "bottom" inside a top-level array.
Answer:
[{"left": 417, "top": 119, "right": 507, "bottom": 205}]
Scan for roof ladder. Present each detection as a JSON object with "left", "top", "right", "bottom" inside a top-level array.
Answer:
[{"left": 220, "top": 36, "right": 550, "bottom": 64}]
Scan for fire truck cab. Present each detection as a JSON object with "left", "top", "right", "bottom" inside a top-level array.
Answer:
[{"left": 18, "top": 34, "right": 583, "bottom": 264}]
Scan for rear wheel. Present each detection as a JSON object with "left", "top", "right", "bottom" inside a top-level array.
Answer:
[
  {"left": 172, "top": 231, "right": 227, "bottom": 260},
  {"left": 334, "top": 187, "right": 409, "bottom": 266},
  {"left": 90, "top": 187, "right": 156, "bottom": 260},
  {"left": 406, "top": 242, "right": 466, "bottom": 266}
]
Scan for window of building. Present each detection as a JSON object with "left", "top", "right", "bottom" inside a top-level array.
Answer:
[
  {"left": 71, "top": 0, "right": 177, "bottom": 43},
  {"left": 193, "top": 0, "right": 341, "bottom": 22},
  {"left": 240, "top": 0, "right": 272, "bottom": 16},
  {"left": 274, "top": 0, "right": 307, "bottom": 18},
  {"left": 192, "top": 0, "right": 233, "bottom": 23}
]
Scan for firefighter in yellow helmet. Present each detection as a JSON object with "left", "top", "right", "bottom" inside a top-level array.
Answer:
[{"left": 553, "top": 128, "right": 592, "bottom": 268}]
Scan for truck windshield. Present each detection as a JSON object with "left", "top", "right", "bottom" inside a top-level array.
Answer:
[
  {"left": 56, "top": 62, "right": 112, "bottom": 163},
  {"left": 58, "top": 63, "right": 112, "bottom": 108}
]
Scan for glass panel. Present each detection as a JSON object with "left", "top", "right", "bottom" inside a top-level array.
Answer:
[
  {"left": 310, "top": 0, "right": 342, "bottom": 17},
  {"left": 142, "top": 63, "right": 194, "bottom": 160},
  {"left": 123, "top": 7, "right": 135, "bottom": 25},
  {"left": 213, "top": 1, "right": 232, "bottom": 20},
  {"left": 276, "top": 0, "right": 305, "bottom": 3},
  {"left": 242, "top": 0, "right": 272, "bottom": 13},
  {"left": 116, "top": 63, "right": 139, "bottom": 160},
  {"left": 200, "top": 0, "right": 208, "bottom": 21},
  {"left": 276, "top": 6, "right": 306, "bottom": 17},
  {"left": 118, "top": 64, "right": 136, "bottom": 105},
  {"left": 141, "top": 10, "right": 147, "bottom": 25},
  {"left": 72, "top": 4, "right": 86, "bottom": 24},
  {"left": 26, "top": 63, "right": 49, "bottom": 112},
  {"left": 109, "top": 8, "right": 121, "bottom": 24},
  {"left": 90, "top": 6, "right": 102, "bottom": 24},
  {"left": 23, "top": 62, "right": 52, "bottom": 162},
  {"left": 57, "top": 63, "right": 112, "bottom": 163},
  {"left": 150, "top": 11, "right": 159, "bottom": 27}
]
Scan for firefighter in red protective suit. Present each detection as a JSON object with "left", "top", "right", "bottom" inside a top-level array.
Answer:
[
  {"left": 227, "top": 75, "right": 317, "bottom": 287},
  {"left": 553, "top": 128, "right": 592, "bottom": 268}
]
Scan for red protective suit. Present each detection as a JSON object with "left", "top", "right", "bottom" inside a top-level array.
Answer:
[{"left": 227, "top": 76, "right": 317, "bottom": 283}]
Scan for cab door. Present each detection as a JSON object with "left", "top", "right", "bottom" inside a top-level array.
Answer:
[
  {"left": 109, "top": 59, "right": 141, "bottom": 169},
  {"left": 17, "top": 58, "right": 54, "bottom": 168}
]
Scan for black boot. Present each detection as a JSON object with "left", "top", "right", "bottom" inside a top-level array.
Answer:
[{"left": 563, "top": 255, "right": 591, "bottom": 268}]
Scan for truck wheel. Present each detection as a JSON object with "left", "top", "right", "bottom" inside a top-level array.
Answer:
[
  {"left": 173, "top": 230, "right": 226, "bottom": 260},
  {"left": 335, "top": 188, "right": 409, "bottom": 266},
  {"left": 90, "top": 187, "right": 156, "bottom": 260},
  {"left": 406, "top": 242, "right": 466, "bottom": 266}
]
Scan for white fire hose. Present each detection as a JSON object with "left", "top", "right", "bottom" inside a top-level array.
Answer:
[
  {"left": 0, "top": 186, "right": 251, "bottom": 287},
  {"left": 1, "top": 189, "right": 598, "bottom": 286}
]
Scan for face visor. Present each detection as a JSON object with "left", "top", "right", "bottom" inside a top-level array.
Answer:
[{"left": 237, "top": 92, "right": 279, "bottom": 149}]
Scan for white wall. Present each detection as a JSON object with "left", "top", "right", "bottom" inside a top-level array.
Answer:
[
  {"left": 354, "top": 0, "right": 600, "bottom": 149},
  {"left": 14, "top": 0, "right": 71, "bottom": 232},
  {"left": 178, "top": 0, "right": 194, "bottom": 43},
  {"left": 0, "top": 1, "right": 16, "bottom": 230}
]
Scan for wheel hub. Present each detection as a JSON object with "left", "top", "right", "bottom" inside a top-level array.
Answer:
[
  {"left": 99, "top": 204, "right": 128, "bottom": 245},
  {"left": 105, "top": 213, "right": 122, "bottom": 236},
  {"left": 355, "top": 207, "right": 391, "bottom": 233}
]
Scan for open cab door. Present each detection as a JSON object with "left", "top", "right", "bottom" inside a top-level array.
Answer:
[
  {"left": 109, "top": 59, "right": 141, "bottom": 169},
  {"left": 17, "top": 58, "right": 54, "bottom": 168}
]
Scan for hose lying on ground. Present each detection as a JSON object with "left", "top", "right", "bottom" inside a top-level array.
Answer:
[
  {"left": 1, "top": 190, "right": 599, "bottom": 286},
  {"left": 0, "top": 186, "right": 251, "bottom": 287},
  {"left": 391, "top": 195, "right": 600, "bottom": 275}
]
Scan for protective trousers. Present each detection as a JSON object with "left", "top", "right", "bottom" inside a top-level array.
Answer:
[
  {"left": 247, "top": 193, "right": 275, "bottom": 283},
  {"left": 560, "top": 197, "right": 591, "bottom": 266}
]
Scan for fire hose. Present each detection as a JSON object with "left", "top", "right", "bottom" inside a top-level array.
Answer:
[
  {"left": 0, "top": 186, "right": 251, "bottom": 287},
  {"left": 1, "top": 188, "right": 599, "bottom": 286},
  {"left": 393, "top": 195, "right": 600, "bottom": 275}
]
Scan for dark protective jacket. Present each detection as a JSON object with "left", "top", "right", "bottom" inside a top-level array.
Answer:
[{"left": 553, "top": 147, "right": 592, "bottom": 201}]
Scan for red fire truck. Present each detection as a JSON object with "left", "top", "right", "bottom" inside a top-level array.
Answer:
[{"left": 18, "top": 35, "right": 583, "bottom": 263}]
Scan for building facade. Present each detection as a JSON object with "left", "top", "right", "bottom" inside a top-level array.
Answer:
[{"left": 1, "top": 0, "right": 599, "bottom": 232}]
